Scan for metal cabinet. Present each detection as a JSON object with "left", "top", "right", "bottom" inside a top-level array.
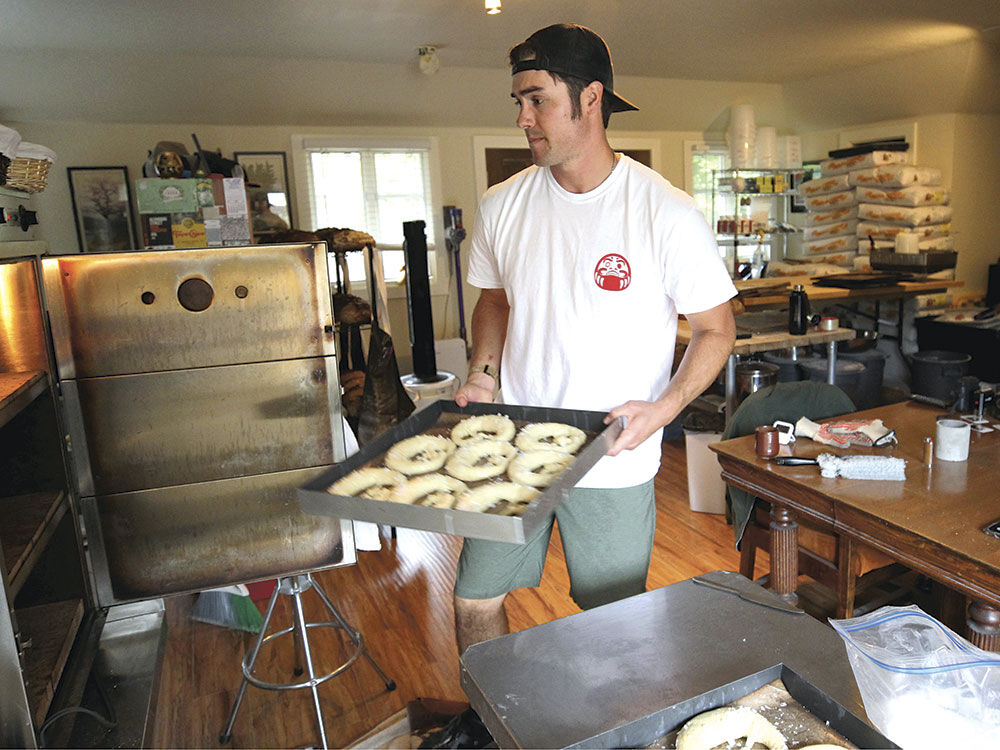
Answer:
[{"left": 0, "top": 258, "right": 97, "bottom": 749}]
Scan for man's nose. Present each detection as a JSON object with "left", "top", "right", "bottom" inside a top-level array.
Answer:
[{"left": 516, "top": 106, "right": 532, "bottom": 129}]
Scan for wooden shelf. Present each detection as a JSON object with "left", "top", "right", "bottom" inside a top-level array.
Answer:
[
  {"left": 0, "top": 370, "right": 47, "bottom": 430},
  {"left": 1, "top": 490, "right": 68, "bottom": 598},
  {"left": 18, "top": 598, "right": 85, "bottom": 727}
]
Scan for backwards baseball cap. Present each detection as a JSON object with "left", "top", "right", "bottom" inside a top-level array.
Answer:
[{"left": 509, "top": 24, "right": 638, "bottom": 113}]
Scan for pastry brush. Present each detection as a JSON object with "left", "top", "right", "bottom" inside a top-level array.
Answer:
[{"left": 774, "top": 453, "right": 906, "bottom": 480}]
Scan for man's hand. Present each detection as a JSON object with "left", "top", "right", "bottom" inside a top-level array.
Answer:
[
  {"left": 455, "top": 371, "right": 497, "bottom": 406},
  {"left": 603, "top": 399, "right": 676, "bottom": 456}
]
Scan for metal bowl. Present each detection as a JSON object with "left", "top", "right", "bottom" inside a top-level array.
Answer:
[{"left": 838, "top": 329, "right": 879, "bottom": 352}]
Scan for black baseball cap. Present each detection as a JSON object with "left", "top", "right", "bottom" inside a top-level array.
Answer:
[{"left": 509, "top": 24, "right": 638, "bottom": 113}]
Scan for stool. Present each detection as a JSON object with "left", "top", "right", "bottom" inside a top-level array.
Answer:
[{"left": 219, "top": 573, "right": 395, "bottom": 748}]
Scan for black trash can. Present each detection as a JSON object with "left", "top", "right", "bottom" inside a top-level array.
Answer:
[
  {"left": 908, "top": 350, "right": 971, "bottom": 405},
  {"left": 798, "top": 358, "right": 866, "bottom": 407},
  {"left": 839, "top": 349, "right": 888, "bottom": 410}
]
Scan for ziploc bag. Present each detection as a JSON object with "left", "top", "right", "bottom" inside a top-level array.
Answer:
[{"left": 830, "top": 605, "right": 1000, "bottom": 750}]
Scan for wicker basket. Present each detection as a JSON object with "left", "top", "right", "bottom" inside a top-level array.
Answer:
[{"left": 6, "top": 156, "right": 51, "bottom": 194}]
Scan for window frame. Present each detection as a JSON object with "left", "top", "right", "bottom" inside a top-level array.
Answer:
[{"left": 291, "top": 134, "right": 447, "bottom": 298}]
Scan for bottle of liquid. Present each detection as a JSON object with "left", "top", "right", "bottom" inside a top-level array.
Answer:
[{"left": 788, "top": 284, "right": 810, "bottom": 335}]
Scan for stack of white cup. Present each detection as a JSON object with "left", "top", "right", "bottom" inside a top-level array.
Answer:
[
  {"left": 755, "top": 126, "right": 777, "bottom": 169},
  {"left": 728, "top": 104, "right": 756, "bottom": 169}
]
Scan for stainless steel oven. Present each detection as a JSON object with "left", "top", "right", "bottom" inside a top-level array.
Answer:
[{"left": 42, "top": 242, "right": 353, "bottom": 607}]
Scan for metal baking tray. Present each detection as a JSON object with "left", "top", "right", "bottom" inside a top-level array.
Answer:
[
  {"left": 871, "top": 248, "right": 957, "bottom": 274},
  {"left": 568, "top": 663, "right": 898, "bottom": 749},
  {"left": 299, "top": 400, "right": 622, "bottom": 544}
]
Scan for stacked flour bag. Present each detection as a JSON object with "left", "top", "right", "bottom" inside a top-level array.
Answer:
[{"left": 848, "top": 162, "right": 952, "bottom": 264}]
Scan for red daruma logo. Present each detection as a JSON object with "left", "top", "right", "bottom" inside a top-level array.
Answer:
[{"left": 594, "top": 253, "right": 631, "bottom": 291}]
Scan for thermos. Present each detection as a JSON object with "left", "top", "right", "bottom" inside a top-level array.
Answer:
[{"left": 788, "top": 284, "right": 809, "bottom": 335}]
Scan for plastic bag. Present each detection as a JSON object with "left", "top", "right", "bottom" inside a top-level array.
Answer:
[{"left": 830, "top": 605, "right": 1000, "bottom": 750}]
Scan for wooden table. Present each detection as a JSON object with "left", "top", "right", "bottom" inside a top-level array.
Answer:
[
  {"left": 710, "top": 400, "right": 1000, "bottom": 650},
  {"left": 736, "top": 277, "right": 964, "bottom": 310}
]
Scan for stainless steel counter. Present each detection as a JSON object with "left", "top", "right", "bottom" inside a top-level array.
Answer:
[{"left": 460, "top": 573, "right": 876, "bottom": 749}]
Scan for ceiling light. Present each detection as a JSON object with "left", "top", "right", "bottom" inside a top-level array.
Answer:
[
  {"left": 485, "top": 0, "right": 501, "bottom": 15},
  {"left": 417, "top": 45, "right": 440, "bottom": 75}
]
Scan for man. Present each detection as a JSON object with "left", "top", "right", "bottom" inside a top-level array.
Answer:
[{"left": 420, "top": 24, "right": 736, "bottom": 748}]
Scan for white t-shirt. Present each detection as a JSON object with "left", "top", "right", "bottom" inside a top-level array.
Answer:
[{"left": 467, "top": 155, "right": 736, "bottom": 488}]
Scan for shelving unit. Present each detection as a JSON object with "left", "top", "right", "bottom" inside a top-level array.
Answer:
[
  {"left": 711, "top": 168, "right": 807, "bottom": 278},
  {"left": 1, "top": 258, "right": 97, "bottom": 749}
]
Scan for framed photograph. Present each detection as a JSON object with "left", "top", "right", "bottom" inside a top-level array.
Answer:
[
  {"left": 67, "top": 166, "right": 138, "bottom": 252},
  {"left": 234, "top": 151, "right": 293, "bottom": 234}
]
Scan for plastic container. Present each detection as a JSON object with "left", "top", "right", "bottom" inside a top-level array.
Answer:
[
  {"left": 400, "top": 371, "right": 459, "bottom": 412},
  {"left": 763, "top": 349, "right": 817, "bottom": 382},
  {"left": 908, "top": 350, "right": 971, "bottom": 405},
  {"left": 684, "top": 428, "right": 727, "bottom": 514},
  {"left": 839, "top": 349, "right": 888, "bottom": 410},
  {"left": 798, "top": 358, "right": 866, "bottom": 407}
]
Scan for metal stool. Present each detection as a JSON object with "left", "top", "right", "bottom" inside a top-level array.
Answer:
[{"left": 219, "top": 573, "right": 395, "bottom": 748}]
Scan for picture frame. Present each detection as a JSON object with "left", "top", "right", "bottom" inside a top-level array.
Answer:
[
  {"left": 67, "top": 166, "right": 138, "bottom": 252},
  {"left": 234, "top": 151, "right": 293, "bottom": 234}
]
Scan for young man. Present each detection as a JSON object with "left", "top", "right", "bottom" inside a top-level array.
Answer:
[{"left": 420, "top": 24, "right": 737, "bottom": 748}]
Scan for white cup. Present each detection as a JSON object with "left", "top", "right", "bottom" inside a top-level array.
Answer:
[
  {"left": 895, "top": 232, "right": 920, "bottom": 254},
  {"left": 936, "top": 418, "right": 970, "bottom": 461}
]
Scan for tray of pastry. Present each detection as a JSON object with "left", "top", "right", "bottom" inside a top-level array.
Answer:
[
  {"left": 568, "top": 664, "right": 898, "bottom": 749},
  {"left": 298, "top": 400, "right": 622, "bottom": 544}
]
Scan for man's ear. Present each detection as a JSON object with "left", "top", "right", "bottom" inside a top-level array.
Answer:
[{"left": 582, "top": 81, "right": 604, "bottom": 115}]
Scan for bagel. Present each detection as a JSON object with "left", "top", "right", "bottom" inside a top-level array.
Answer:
[
  {"left": 507, "top": 450, "right": 573, "bottom": 488},
  {"left": 328, "top": 466, "right": 406, "bottom": 500},
  {"left": 454, "top": 482, "right": 539, "bottom": 515},
  {"left": 384, "top": 434, "right": 456, "bottom": 475},
  {"left": 514, "top": 422, "right": 586, "bottom": 453},
  {"left": 445, "top": 438, "right": 518, "bottom": 482},
  {"left": 450, "top": 414, "right": 516, "bottom": 445},
  {"left": 675, "top": 706, "right": 787, "bottom": 750},
  {"left": 389, "top": 473, "right": 468, "bottom": 508}
]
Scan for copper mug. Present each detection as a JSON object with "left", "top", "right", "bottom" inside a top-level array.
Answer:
[{"left": 755, "top": 425, "right": 780, "bottom": 459}]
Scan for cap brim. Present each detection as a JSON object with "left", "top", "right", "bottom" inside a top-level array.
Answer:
[{"left": 608, "top": 91, "right": 639, "bottom": 113}]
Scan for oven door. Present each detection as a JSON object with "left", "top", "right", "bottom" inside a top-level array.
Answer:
[{"left": 42, "top": 243, "right": 354, "bottom": 607}]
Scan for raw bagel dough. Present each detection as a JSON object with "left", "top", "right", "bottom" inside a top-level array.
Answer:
[
  {"left": 328, "top": 466, "right": 406, "bottom": 500},
  {"left": 454, "top": 482, "right": 539, "bottom": 515},
  {"left": 450, "top": 414, "right": 516, "bottom": 445},
  {"left": 507, "top": 450, "right": 573, "bottom": 488},
  {"left": 445, "top": 438, "right": 518, "bottom": 481},
  {"left": 389, "top": 473, "right": 468, "bottom": 508},
  {"left": 675, "top": 706, "right": 787, "bottom": 750},
  {"left": 384, "top": 434, "right": 456, "bottom": 475},
  {"left": 515, "top": 422, "right": 586, "bottom": 453}
]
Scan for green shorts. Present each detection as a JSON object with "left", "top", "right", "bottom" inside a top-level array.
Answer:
[{"left": 453, "top": 480, "right": 656, "bottom": 611}]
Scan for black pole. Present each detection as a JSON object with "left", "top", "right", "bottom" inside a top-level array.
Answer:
[{"left": 402, "top": 220, "right": 439, "bottom": 382}]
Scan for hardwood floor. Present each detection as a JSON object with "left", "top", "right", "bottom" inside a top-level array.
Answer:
[{"left": 149, "top": 438, "right": 769, "bottom": 748}]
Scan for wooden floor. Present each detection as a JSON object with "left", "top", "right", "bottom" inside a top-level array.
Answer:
[{"left": 149, "top": 438, "right": 769, "bottom": 748}]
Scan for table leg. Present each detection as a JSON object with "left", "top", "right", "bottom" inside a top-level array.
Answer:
[
  {"left": 724, "top": 353, "right": 736, "bottom": 427},
  {"left": 826, "top": 340, "right": 837, "bottom": 385},
  {"left": 967, "top": 599, "right": 1000, "bottom": 652},
  {"left": 769, "top": 503, "right": 799, "bottom": 604}
]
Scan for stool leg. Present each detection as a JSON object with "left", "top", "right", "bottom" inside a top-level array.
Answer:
[
  {"left": 310, "top": 575, "right": 396, "bottom": 691},
  {"left": 289, "top": 577, "right": 329, "bottom": 750},
  {"left": 220, "top": 581, "right": 283, "bottom": 745}
]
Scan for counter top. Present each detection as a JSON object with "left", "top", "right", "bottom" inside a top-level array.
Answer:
[{"left": 737, "top": 277, "right": 963, "bottom": 309}]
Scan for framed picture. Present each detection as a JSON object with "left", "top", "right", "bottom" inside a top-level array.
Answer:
[
  {"left": 67, "top": 166, "right": 138, "bottom": 252},
  {"left": 234, "top": 151, "right": 293, "bottom": 234}
]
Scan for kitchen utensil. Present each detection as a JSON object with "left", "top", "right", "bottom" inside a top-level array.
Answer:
[{"left": 691, "top": 570, "right": 803, "bottom": 614}]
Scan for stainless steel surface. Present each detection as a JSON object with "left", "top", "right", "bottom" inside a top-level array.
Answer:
[
  {"left": 42, "top": 244, "right": 352, "bottom": 606},
  {"left": 61, "top": 357, "right": 341, "bottom": 497},
  {"left": 460, "top": 574, "right": 878, "bottom": 749},
  {"left": 66, "top": 600, "right": 166, "bottom": 749},
  {"left": 691, "top": 570, "right": 805, "bottom": 615},
  {"left": 0, "top": 258, "right": 48, "bottom": 374},
  {"left": 0, "top": 573, "right": 36, "bottom": 749},
  {"left": 300, "top": 401, "right": 623, "bottom": 545},
  {"left": 42, "top": 243, "right": 335, "bottom": 379}
]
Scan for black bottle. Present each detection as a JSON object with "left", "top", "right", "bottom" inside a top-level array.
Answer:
[{"left": 788, "top": 284, "right": 809, "bottom": 335}]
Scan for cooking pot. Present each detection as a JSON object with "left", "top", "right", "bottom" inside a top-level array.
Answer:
[
  {"left": 907, "top": 350, "right": 971, "bottom": 405},
  {"left": 735, "top": 361, "right": 780, "bottom": 406}
]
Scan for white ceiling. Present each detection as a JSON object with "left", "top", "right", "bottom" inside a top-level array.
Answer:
[{"left": 2, "top": 0, "right": 999, "bottom": 126}]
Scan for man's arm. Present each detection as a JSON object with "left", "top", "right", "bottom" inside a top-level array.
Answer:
[
  {"left": 604, "top": 300, "right": 735, "bottom": 456},
  {"left": 455, "top": 287, "right": 510, "bottom": 406}
]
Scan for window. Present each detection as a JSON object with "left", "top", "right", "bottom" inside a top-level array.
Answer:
[
  {"left": 686, "top": 142, "right": 733, "bottom": 240},
  {"left": 294, "top": 136, "right": 442, "bottom": 288}
]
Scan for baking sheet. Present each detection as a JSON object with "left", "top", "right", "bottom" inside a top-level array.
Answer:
[
  {"left": 567, "top": 664, "right": 897, "bottom": 749},
  {"left": 298, "top": 400, "right": 622, "bottom": 544}
]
